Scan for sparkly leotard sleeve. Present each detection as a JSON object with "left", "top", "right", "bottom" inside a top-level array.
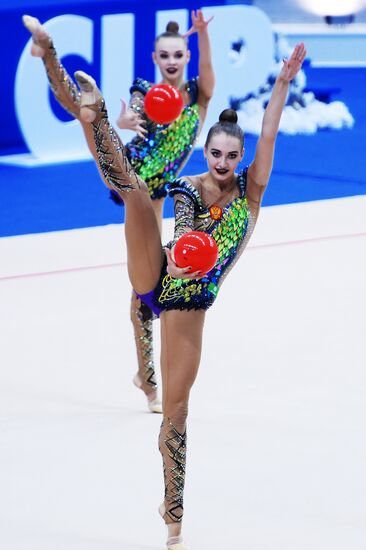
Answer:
[
  {"left": 125, "top": 77, "right": 201, "bottom": 200},
  {"left": 137, "top": 168, "right": 258, "bottom": 315}
]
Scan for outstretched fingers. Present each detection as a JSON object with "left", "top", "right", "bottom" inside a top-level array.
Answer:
[
  {"left": 116, "top": 99, "right": 147, "bottom": 138},
  {"left": 192, "top": 9, "right": 214, "bottom": 27},
  {"left": 282, "top": 42, "right": 307, "bottom": 81},
  {"left": 182, "top": 9, "right": 214, "bottom": 37},
  {"left": 116, "top": 98, "right": 127, "bottom": 129},
  {"left": 288, "top": 42, "right": 307, "bottom": 66},
  {"left": 292, "top": 42, "right": 307, "bottom": 63}
]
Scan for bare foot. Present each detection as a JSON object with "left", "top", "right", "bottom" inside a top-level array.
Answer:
[{"left": 22, "top": 15, "right": 49, "bottom": 57}]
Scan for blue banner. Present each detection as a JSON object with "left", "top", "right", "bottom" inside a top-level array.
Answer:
[{"left": 1, "top": 0, "right": 276, "bottom": 165}]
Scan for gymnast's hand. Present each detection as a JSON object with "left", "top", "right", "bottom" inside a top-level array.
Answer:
[
  {"left": 183, "top": 9, "right": 214, "bottom": 37},
  {"left": 116, "top": 99, "right": 147, "bottom": 138},
  {"left": 165, "top": 247, "right": 203, "bottom": 280},
  {"left": 279, "top": 42, "right": 307, "bottom": 83}
]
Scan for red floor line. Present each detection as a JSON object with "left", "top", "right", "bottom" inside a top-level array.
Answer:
[
  {"left": 1, "top": 231, "right": 365, "bottom": 282},
  {"left": 0, "top": 261, "right": 124, "bottom": 282},
  {"left": 248, "top": 231, "right": 366, "bottom": 251}
]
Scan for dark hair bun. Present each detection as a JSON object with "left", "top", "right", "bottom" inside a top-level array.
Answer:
[
  {"left": 219, "top": 109, "right": 238, "bottom": 124},
  {"left": 166, "top": 21, "right": 179, "bottom": 33}
]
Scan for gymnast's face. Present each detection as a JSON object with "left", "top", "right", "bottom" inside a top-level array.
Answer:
[
  {"left": 153, "top": 37, "right": 190, "bottom": 85},
  {"left": 204, "top": 133, "right": 244, "bottom": 183}
]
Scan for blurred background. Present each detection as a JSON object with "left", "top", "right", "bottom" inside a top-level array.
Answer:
[{"left": 1, "top": 0, "right": 365, "bottom": 236}]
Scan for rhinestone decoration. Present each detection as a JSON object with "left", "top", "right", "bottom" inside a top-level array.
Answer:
[
  {"left": 132, "top": 294, "right": 157, "bottom": 391},
  {"left": 154, "top": 169, "right": 251, "bottom": 311},
  {"left": 159, "top": 419, "right": 187, "bottom": 523},
  {"left": 126, "top": 78, "right": 200, "bottom": 200}
]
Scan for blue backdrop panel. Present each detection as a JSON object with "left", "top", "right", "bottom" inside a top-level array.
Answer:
[
  {"left": 1, "top": 66, "right": 365, "bottom": 238},
  {"left": 0, "top": 0, "right": 252, "bottom": 156},
  {"left": 1, "top": 1, "right": 365, "bottom": 237}
]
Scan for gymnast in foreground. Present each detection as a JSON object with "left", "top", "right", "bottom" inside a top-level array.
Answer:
[{"left": 29, "top": 28, "right": 305, "bottom": 548}]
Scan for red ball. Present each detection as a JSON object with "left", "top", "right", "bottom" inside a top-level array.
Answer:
[
  {"left": 144, "top": 84, "right": 184, "bottom": 124},
  {"left": 174, "top": 231, "right": 219, "bottom": 275}
]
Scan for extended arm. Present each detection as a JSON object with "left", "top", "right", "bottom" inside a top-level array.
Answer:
[
  {"left": 185, "top": 10, "right": 215, "bottom": 108},
  {"left": 247, "top": 43, "right": 307, "bottom": 203},
  {"left": 116, "top": 92, "right": 147, "bottom": 138}
]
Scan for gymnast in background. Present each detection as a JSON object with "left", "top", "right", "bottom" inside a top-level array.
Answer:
[{"left": 23, "top": 9, "right": 215, "bottom": 413}]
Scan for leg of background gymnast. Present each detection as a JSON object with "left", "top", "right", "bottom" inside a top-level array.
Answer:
[
  {"left": 75, "top": 70, "right": 205, "bottom": 549},
  {"left": 22, "top": 16, "right": 99, "bottom": 161},
  {"left": 23, "top": 14, "right": 162, "bottom": 413}
]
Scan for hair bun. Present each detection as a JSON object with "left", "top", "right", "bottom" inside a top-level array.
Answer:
[
  {"left": 166, "top": 21, "right": 179, "bottom": 33},
  {"left": 219, "top": 109, "right": 238, "bottom": 124}
]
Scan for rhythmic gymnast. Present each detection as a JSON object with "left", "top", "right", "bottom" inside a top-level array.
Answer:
[
  {"left": 23, "top": 9, "right": 215, "bottom": 413},
  {"left": 67, "top": 42, "right": 306, "bottom": 549}
]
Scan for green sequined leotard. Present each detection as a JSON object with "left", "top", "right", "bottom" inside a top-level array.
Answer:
[
  {"left": 137, "top": 169, "right": 258, "bottom": 314},
  {"left": 125, "top": 77, "right": 201, "bottom": 200}
]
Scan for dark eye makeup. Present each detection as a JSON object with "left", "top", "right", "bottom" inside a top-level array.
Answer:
[
  {"left": 210, "top": 149, "right": 238, "bottom": 159},
  {"left": 158, "top": 50, "right": 185, "bottom": 60}
]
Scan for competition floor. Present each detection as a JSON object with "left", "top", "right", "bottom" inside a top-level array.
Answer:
[{"left": 0, "top": 195, "right": 365, "bottom": 550}]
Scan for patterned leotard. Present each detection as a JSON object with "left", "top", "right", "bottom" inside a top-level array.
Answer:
[
  {"left": 137, "top": 168, "right": 258, "bottom": 315},
  {"left": 125, "top": 77, "right": 201, "bottom": 200}
]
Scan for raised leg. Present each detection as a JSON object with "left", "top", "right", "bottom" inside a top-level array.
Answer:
[
  {"left": 151, "top": 197, "right": 165, "bottom": 236},
  {"left": 75, "top": 70, "right": 163, "bottom": 293},
  {"left": 23, "top": 15, "right": 81, "bottom": 117},
  {"left": 159, "top": 309, "right": 206, "bottom": 549},
  {"left": 22, "top": 15, "right": 101, "bottom": 163}
]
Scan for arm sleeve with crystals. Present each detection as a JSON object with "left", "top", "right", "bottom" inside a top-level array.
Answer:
[
  {"left": 166, "top": 179, "right": 201, "bottom": 248},
  {"left": 129, "top": 91, "right": 144, "bottom": 115},
  {"left": 129, "top": 78, "right": 150, "bottom": 115},
  {"left": 171, "top": 192, "right": 195, "bottom": 244},
  {"left": 185, "top": 76, "right": 199, "bottom": 106}
]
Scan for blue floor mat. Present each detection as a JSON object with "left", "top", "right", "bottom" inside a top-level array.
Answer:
[{"left": 1, "top": 67, "right": 365, "bottom": 237}]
